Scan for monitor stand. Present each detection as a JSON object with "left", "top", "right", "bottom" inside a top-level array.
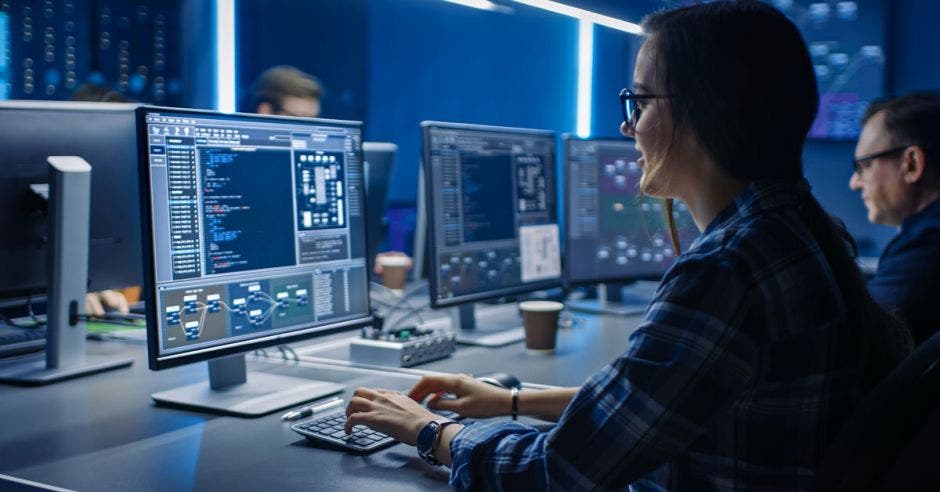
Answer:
[
  {"left": 451, "top": 303, "right": 525, "bottom": 347},
  {"left": 0, "top": 157, "right": 132, "bottom": 385},
  {"left": 151, "top": 353, "right": 344, "bottom": 417},
  {"left": 566, "top": 282, "right": 651, "bottom": 317}
]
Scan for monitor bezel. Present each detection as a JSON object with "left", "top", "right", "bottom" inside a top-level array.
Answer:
[
  {"left": 561, "top": 134, "right": 669, "bottom": 289},
  {"left": 421, "top": 120, "right": 561, "bottom": 309},
  {"left": 136, "top": 105, "right": 374, "bottom": 371}
]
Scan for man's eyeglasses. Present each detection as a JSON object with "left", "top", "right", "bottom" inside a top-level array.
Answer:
[
  {"left": 620, "top": 88, "right": 667, "bottom": 133},
  {"left": 852, "top": 146, "right": 908, "bottom": 175}
]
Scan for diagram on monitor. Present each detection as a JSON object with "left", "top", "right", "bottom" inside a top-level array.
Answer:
[
  {"left": 295, "top": 151, "right": 346, "bottom": 230},
  {"left": 161, "top": 275, "right": 314, "bottom": 349}
]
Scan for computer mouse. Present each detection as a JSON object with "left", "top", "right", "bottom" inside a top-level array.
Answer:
[{"left": 475, "top": 372, "right": 521, "bottom": 390}]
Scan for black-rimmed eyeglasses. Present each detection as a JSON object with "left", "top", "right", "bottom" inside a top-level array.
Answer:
[
  {"left": 852, "top": 146, "right": 908, "bottom": 175},
  {"left": 620, "top": 88, "right": 667, "bottom": 133}
]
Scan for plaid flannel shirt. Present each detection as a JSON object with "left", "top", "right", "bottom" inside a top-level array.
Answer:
[{"left": 449, "top": 180, "right": 875, "bottom": 491}]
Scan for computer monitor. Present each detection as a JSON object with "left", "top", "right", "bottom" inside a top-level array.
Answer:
[
  {"left": 137, "top": 107, "right": 373, "bottom": 416},
  {"left": 421, "top": 121, "right": 561, "bottom": 346},
  {"left": 563, "top": 135, "right": 699, "bottom": 315},
  {"left": 0, "top": 101, "right": 143, "bottom": 306},
  {"left": 362, "top": 142, "right": 396, "bottom": 277}
]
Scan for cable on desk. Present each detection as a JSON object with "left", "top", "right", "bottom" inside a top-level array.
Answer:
[
  {"left": 277, "top": 344, "right": 299, "bottom": 361},
  {"left": 370, "top": 281, "right": 431, "bottom": 327}
]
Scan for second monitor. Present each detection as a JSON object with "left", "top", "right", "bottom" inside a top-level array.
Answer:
[
  {"left": 564, "top": 135, "right": 699, "bottom": 315},
  {"left": 422, "top": 121, "right": 561, "bottom": 346}
]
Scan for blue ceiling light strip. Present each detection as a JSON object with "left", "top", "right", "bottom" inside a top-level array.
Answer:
[{"left": 508, "top": 0, "right": 641, "bottom": 137}]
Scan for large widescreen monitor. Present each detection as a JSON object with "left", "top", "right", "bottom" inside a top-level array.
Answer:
[{"left": 137, "top": 106, "right": 372, "bottom": 416}]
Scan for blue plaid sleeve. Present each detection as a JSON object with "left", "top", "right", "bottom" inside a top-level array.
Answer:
[{"left": 448, "top": 253, "right": 759, "bottom": 490}]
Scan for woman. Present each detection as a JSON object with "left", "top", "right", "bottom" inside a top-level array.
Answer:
[{"left": 343, "top": 2, "right": 911, "bottom": 489}]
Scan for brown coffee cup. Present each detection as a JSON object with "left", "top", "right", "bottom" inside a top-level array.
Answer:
[
  {"left": 519, "top": 301, "right": 564, "bottom": 351},
  {"left": 378, "top": 255, "right": 412, "bottom": 290}
]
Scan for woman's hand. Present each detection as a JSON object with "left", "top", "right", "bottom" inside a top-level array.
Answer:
[
  {"left": 408, "top": 374, "right": 512, "bottom": 419},
  {"left": 344, "top": 388, "right": 439, "bottom": 446}
]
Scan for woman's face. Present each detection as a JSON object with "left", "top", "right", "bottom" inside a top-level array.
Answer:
[{"left": 622, "top": 40, "right": 686, "bottom": 198}]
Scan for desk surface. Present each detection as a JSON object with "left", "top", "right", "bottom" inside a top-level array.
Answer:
[{"left": 0, "top": 311, "right": 642, "bottom": 491}]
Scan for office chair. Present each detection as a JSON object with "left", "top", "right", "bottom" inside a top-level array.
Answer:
[{"left": 816, "top": 330, "right": 940, "bottom": 491}]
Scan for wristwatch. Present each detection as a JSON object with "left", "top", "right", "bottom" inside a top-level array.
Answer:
[{"left": 416, "top": 418, "right": 457, "bottom": 466}]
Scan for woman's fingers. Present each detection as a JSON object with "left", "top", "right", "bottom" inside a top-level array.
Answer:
[
  {"left": 408, "top": 375, "right": 461, "bottom": 401},
  {"left": 346, "top": 396, "right": 375, "bottom": 416},
  {"left": 352, "top": 387, "right": 381, "bottom": 401},
  {"left": 344, "top": 410, "right": 379, "bottom": 433},
  {"left": 426, "top": 395, "right": 461, "bottom": 411}
]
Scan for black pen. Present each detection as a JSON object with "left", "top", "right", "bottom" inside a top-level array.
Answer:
[{"left": 280, "top": 397, "right": 344, "bottom": 421}]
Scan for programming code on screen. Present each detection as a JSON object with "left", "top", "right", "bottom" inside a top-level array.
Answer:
[
  {"left": 426, "top": 125, "right": 560, "bottom": 301},
  {"left": 144, "top": 112, "right": 368, "bottom": 355}
]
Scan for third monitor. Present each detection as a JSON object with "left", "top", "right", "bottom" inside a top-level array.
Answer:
[{"left": 563, "top": 135, "right": 699, "bottom": 315}]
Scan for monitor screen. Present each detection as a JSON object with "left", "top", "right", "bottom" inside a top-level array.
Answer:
[
  {"left": 422, "top": 121, "right": 561, "bottom": 308},
  {"left": 0, "top": 101, "right": 142, "bottom": 304},
  {"left": 138, "top": 107, "right": 372, "bottom": 369},
  {"left": 564, "top": 136, "right": 699, "bottom": 286}
]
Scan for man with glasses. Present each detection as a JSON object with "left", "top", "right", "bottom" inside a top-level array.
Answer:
[{"left": 850, "top": 92, "right": 940, "bottom": 344}]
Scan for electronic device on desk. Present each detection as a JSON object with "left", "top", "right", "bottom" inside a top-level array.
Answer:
[
  {"left": 562, "top": 135, "right": 699, "bottom": 316},
  {"left": 420, "top": 121, "right": 562, "bottom": 347},
  {"left": 0, "top": 314, "right": 145, "bottom": 359},
  {"left": 136, "top": 106, "right": 374, "bottom": 417},
  {"left": 363, "top": 142, "right": 397, "bottom": 277},
  {"left": 292, "top": 403, "right": 460, "bottom": 453},
  {"left": 351, "top": 324, "right": 456, "bottom": 367},
  {"left": 0, "top": 323, "right": 46, "bottom": 359},
  {"left": 293, "top": 412, "right": 397, "bottom": 453}
]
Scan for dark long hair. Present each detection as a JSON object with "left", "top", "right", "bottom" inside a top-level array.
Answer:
[{"left": 642, "top": 1, "right": 910, "bottom": 384}]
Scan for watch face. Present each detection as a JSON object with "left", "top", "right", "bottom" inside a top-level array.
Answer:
[{"left": 417, "top": 421, "right": 439, "bottom": 455}]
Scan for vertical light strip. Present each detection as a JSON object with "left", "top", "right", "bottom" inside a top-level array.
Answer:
[
  {"left": 0, "top": 13, "right": 9, "bottom": 100},
  {"left": 576, "top": 19, "right": 593, "bottom": 138},
  {"left": 215, "top": 0, "right": 236, "bottom": 113}
]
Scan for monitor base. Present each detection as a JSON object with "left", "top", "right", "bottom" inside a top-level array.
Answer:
[
  {"left": 565, "top": 299, "right": 646, "bottom": 317},
  {"left": 152, "top": 372, "right": 344, "bottom": 418},
  {"left": 0, "top": 352, "right": 132, "bottom": 386},
  {"left": 454, "top": 326, "right": 525, "bottom": 347},
  {"left": 451, "top": 304, "right": 525, "bottom": 347}
]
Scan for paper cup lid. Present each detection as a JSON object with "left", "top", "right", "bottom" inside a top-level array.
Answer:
[
  {"left": 518, "top": 300, "right": 564, "bottom": 312},
  {"left": 378, "top": 255, "right": 412, "bottom": 267}
]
